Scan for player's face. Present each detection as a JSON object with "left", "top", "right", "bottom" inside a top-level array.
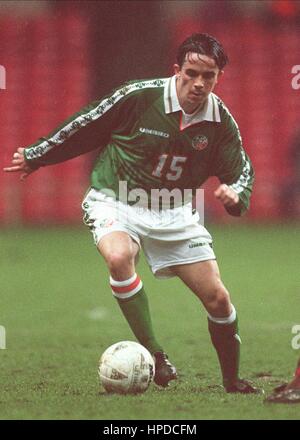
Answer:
[{"left": 174, "top": 52, "right": 223, "bottom": 114}]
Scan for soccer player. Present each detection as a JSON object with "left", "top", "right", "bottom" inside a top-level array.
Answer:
[
  {"left": 4, "top": 33, "right": 258, "bottom": 393},
  {"left": 265, "top": 359, "right": 300, "bottom": 403}
]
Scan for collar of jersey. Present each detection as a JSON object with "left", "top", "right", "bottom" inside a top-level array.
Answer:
[{"left": 164, "top": 75, "right": 221, "bottom": 125}]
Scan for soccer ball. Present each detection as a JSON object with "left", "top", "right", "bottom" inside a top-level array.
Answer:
[{"left": 99, "top": 341, "right": 155, "bottom": 394}]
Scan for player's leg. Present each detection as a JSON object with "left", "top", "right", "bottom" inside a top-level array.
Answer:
[
  {"left": 98, "top": 231, "right": 138, "bottom": 280},
  {"left": 82, "top": 190, "right": 177, "bottom": 386},
  {"left": 98, "top": 231, "right": 177, "bottom": 387},
  {"left": 98, "top": 231, "right": 164, "bottom": 355},
  {"left": 171, "top": 260, "right": 258, "bottom": 393},
  {"left": 82, "top": 190, "right": 163, "bottom": 356}
]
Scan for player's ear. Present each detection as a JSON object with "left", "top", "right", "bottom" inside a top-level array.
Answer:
[
  {"left": 174, "top": 64, "right": 180, "bottom": 77},
  {"left": 216, "top": 70, "right": 224, "bottom": 84}
]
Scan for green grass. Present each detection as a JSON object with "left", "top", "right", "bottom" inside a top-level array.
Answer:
[{"left": 1, "top": 224, "right": 299, "bottom": 420}]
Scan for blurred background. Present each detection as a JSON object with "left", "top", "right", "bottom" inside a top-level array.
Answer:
[
  {"left": 1, "top": 0, "right": 300, "bottom": 225},
  {"left": 1, "top": 3, "right": 299, "bottom": 420}
]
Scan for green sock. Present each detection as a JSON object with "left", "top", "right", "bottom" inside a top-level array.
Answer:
[
  {"left": 208, "top": 317, "right": 240, "bottom": 388},
  {"left": 116, "top": 286, "right": 163, "bottom": 354}
]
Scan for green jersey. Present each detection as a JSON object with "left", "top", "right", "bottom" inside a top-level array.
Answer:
[{"left": 24, "top": 76, "right": 254, "bottom": 216}]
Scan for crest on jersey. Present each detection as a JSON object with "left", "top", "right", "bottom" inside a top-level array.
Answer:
[{"left": 192, "top": 135, "right": 208, "bottom": 151}]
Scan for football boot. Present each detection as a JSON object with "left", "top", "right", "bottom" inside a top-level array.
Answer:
[{"left": 153, "top": 352, "right": 177, "bottom": 387}]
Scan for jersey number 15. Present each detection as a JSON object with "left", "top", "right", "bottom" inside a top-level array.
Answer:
[{"left": 152, "top": 155, "right": 187, "bottom": 181}]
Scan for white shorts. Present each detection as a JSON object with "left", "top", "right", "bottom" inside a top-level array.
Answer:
[{"left": 82, "top": 188, "right": 216, "bottom": 279}]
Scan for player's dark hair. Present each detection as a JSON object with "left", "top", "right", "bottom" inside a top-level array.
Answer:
[{"left": 177, "top": 33, "right": 228, "bottom": 70}]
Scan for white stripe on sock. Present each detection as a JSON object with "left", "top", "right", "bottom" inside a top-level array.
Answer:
[
  {"left": 207, "top": 304, "right": 237, "bottom": 325},
  {"left": 110, "top": 273, "right": 137, "bottom": 287}
]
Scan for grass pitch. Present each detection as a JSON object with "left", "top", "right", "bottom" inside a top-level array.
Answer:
[{"left": 1, "top": 224, "right": 299, "bottom": 420}]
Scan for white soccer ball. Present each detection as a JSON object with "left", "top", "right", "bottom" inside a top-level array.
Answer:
[{"left": 99, "top": 341, "right": 155, "bottom": 394}]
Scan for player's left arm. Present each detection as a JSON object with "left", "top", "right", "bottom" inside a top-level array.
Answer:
[
  {"left": 213, "top": 117, "right": 254, "bottom": 217},
  {"left": 214, "top": 182, "right": 239, "bottom": 208}
]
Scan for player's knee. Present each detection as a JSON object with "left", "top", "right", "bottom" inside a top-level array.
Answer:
[
  {"left": 106, "top": 250, "right": 135, "bottom": 273},
  {"left": 206, "top": 283, "right": 231, "bottom": 314},
  {"left": 216, "top": 289, "right": 231, "bottom": 312}
]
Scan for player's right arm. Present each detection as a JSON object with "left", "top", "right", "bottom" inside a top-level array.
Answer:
[
  {"left": 3, "top": 84, "right": 137, "bottom": 179},
  {"left": 3, "top": 147, "right": 36, "bottom": 180},
  {"left": 3, "top": 99, "right": 116, "bottom": 180}
]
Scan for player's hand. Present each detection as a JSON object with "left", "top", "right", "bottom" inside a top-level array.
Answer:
[
  {"left": 214, "top": 184, "right": 239, "bottom": 207},
  {"left": 3, "top": 147, "right": 35, "bottom": 181}
]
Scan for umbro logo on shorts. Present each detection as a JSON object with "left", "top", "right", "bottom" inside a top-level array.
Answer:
[
  {"left": 139, "top": 127, "right": 170, "bottom": 138},
  {"left": 188, "top": 241, "right": 207, "bottom": 249}
]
